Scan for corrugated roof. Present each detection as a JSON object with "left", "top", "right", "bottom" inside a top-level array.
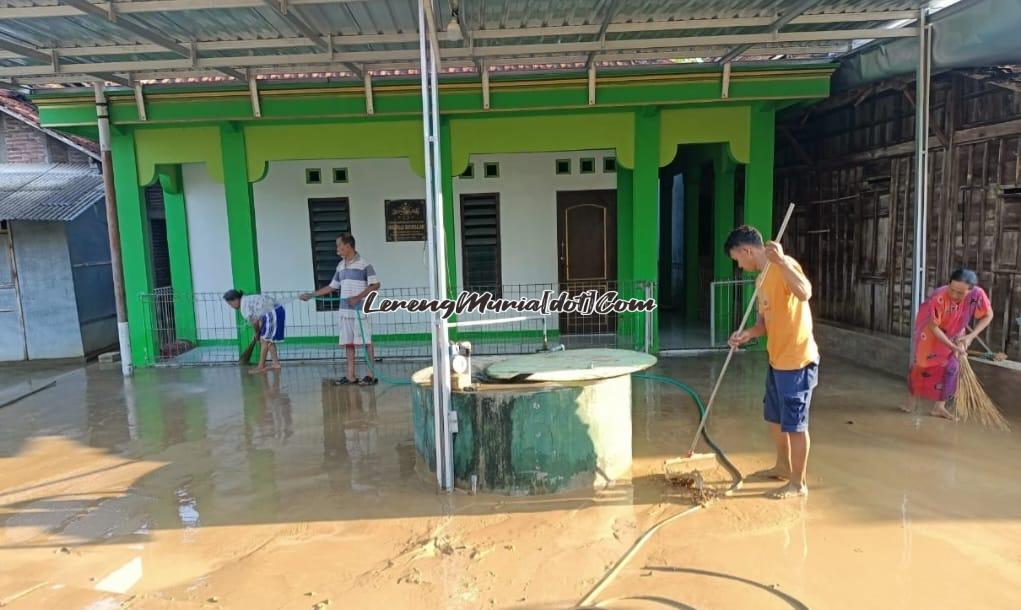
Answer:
[
  {"left": 0, "top": 164, "right": 104, "bottom": 222},
  {"left": 0, "top": 90, "right": 99, "bottom": 157},
  {"left": 0, "top": 0, "right": 948, "bottom": 89}
]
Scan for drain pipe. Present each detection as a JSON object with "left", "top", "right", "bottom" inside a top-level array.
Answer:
[{"left": 94, "top": 81, "right": 133, "bottom": 376}]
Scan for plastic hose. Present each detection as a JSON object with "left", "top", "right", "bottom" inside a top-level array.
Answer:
[
  {"left": 633, "top": 373, "right": 744, "bottom": 488},
  {"left": 576, "top": 373, "right": 744, "bottom": 609},
  {"left": 352, "top": 305, "right": 413, "bottom": 386}
]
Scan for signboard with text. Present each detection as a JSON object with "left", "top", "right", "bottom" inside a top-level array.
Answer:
[{"left": 385, "top": 199, "right": 426, "bottom": 242}]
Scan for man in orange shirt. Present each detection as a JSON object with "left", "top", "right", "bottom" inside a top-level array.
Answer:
[{"left": 725, "top": 225, "right": 819, "bottom": 499}]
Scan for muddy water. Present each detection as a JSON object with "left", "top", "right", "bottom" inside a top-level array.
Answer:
[{"left": 0, "top": 355, "right": 1019, "bottom": 609}]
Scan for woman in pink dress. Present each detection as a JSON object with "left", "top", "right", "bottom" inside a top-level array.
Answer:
[{"left": 903, "top": 268, "right": 995, "bottom": 420}]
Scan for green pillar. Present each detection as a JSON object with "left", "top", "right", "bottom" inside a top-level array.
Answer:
[
  {"left": 743, "top": 105, "right": 777, "bottom": 348},
  {"left": 744, "top": 105, "right": 776, "bottom": 239},
  {"left": 683, "top": 160, "right": 701, "bottom": 322},
  {"left": 220, "top": 123, "right": 260, "bottom": 292},
  {"left": 220, "top": 122, "right": 260, "bottom": 354},
  {"left": 713, "top": 146, "right": 737, "bottom": 342},
  {"left": 633, "top": 108, "right": 661, "bottom": 351},
  {"left": 110, "top": 127, "right": 157, "bottom": 366},
  {"left": 158, "top": 165, "right": 197, "bottom": 343}
]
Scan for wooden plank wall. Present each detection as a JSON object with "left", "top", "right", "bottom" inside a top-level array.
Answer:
[{"left": 776, "top": 72, "right": 1021, "bottom": 359}]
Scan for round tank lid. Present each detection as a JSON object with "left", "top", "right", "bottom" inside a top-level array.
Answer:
[{"left": 485, "top": 348, "right": 657, "bottom": 382}]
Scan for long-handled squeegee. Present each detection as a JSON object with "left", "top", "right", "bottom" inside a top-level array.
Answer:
[{"left": 665, "top": 202, "right": 797, "bottom": 476}]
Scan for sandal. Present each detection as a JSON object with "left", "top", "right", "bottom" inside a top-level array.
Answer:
[
  {"left": 333, "top": 377, "right": 351, "bottom": 385},
  {"left": 358, "top": 375, "right": 379, "bottom": 386}
]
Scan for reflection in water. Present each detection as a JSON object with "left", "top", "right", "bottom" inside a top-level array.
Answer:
[
  {"left": 322, "top": 381, "right": 382, "bottom": 493},
  {"left": 176, "top": 486, "right": 200, "bottom": 529}
]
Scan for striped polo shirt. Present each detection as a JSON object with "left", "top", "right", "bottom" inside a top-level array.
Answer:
[{"left": 329, "top": 254, "right": 378, "bottom": 310}]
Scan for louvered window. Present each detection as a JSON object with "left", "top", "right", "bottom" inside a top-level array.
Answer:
[
  {"left": 308, "top": 197, "right": 350, "bottom": 311},
  {"left": 460, "top": 194, "right": 502, "bottom": 298}
]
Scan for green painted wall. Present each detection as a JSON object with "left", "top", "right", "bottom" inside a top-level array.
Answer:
[
  {"left": 244, "top": 120, "right": 425, "bottom": 181},
  {"left": 449, "top": 112, "right": 636, "bottom": 173},
  {"left": 135, "top": 126, "right": 222, "bottom": 186},
  {"left": 36, "top": 66, "right": 833, "bottom": 129}
]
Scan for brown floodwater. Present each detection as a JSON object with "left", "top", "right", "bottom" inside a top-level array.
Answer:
[{"left": 0, "top": 354, "right": 1018, "bottom": 609}]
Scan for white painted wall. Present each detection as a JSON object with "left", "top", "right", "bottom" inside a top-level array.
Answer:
[
  {"left": 183, "top": 163, "right": 234, "bottom": 340},
  {"left": 253, "top": 157, "right": 432, "bottom": 336},
  {"left": 453, "top": 150, "right": 617, "bottom": 328},
  {"left": 182, "top": 151, "right": 616, "bottom": 339}
]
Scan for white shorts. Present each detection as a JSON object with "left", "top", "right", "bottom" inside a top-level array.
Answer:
[{"left": 339, "top": 310, "right": 373, "bottom": 346}]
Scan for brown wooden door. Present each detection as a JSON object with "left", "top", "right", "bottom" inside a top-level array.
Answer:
[{"left": 556, "top": 190, "right": 617, "bottom": 334}]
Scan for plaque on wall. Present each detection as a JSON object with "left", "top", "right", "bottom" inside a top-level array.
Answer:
[{"left": 385, "top": 199, "right": 426, "bottom": 242}]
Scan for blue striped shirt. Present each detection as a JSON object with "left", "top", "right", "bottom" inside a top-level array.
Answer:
[{"left": 328, "top": 254, "right": 378, "bottom": 310}]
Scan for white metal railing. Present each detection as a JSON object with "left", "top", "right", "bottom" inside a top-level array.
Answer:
[{"left": 710, "top": 278, "right": 756, "bottom": 347}]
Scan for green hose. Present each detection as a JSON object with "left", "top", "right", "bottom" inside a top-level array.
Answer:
[
  {"left": 633, "top": 373, "right": 744, "bottom": 485},
  {"left": 351, "top": 305, "right": 413, "bottom": 386}
]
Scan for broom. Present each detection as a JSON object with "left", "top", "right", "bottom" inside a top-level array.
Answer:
[
  {"left": 955, "top": 352, "right": 1010, "bottom": 431},
  {"left": 664, "top": 202, "right": 797, "bottom": 478}
]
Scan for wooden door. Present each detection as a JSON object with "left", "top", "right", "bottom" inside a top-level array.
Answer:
[{"left": 556, "top": 190, "right": 617, "bottom": 334}]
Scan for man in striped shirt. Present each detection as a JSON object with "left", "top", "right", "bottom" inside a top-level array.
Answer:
[{"left": 301, "top": 234, "right": 380, "bottom": 385}]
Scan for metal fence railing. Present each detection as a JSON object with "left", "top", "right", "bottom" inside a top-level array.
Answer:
[
  {"left": 709, "top": 278, "right": 762, "bottom": 348},
  {"left": 140, "top": 280, "right": 656, "bottom": 366}
]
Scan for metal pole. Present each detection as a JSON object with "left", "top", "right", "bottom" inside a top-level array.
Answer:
[
  {"left": 94, "top": 82, "right": 133, "bottom": 376},
  {"left": 418, "top": 0, "right": 454, "bottom": 492},
  {"left": 910, "top": 8, "right": 931, "bottom": 335},
  {"left": 417, "top": 0, "right": 443, "bottom": 491},
  {"left": 427, "top": 5, "right": 454, "bottom": 493}
]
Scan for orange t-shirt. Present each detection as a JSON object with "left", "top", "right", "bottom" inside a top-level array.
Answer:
[{"left": 756, "top": 256, "right": 819, "bottom": 370}]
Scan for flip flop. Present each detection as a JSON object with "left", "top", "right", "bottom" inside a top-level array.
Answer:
[
  {"left": 358, "top": 375, "right": 379, "bottom": 386},
  {"left": 333, "top": 377, "right": 351, "bottom": 385}
]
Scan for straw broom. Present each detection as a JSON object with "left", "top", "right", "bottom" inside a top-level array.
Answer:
[{"left": 954, "top": 354, "right": 1010, "bottom": 431}]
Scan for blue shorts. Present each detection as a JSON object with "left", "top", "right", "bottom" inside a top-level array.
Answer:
[
  {"left": 764, "top": 362, "right": 818, "bottom": 433},
  {"left": 259, "top": 306, "right": 286, "bottom": 343}
]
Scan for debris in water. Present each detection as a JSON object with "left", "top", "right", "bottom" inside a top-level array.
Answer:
[
  {"left": 313, "top": 601, "right": 332, "bottom": 610},
  {"left": 398, "top": 569, "right": 424, "bottom": 585},
  {"left": 846, "top": 420, "right": 854, "bottom": 425},
  {"left": 305, "top": 591, "right": 315, "bottom": 596},
  {"left": 59, "top": 547, "right": 71, "bottom": 554},
  {"left": 207, "top": 596, "right": 219, "bottom": 603},
  {"left": 470, "top": 547, "right": 493, "bottom": 560}
]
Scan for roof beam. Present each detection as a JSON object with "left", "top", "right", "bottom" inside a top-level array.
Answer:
[
  {"left": 586, "top": 0, "right": 620, "bottom": 70},
  {"left": 719, "top": 0, "right": 823, "bottom": 63},
  {"left": 0, "top": 34, "right": 129, "bottom": 86},
  {"left": 0, "top": 29, "right": 909, "bottom": 79},
  {"left": 58, "top": 0, "right": 247, "bottom": 81},
  {"left": 260, "top": 0, "right": 361, "bottom": 78}
]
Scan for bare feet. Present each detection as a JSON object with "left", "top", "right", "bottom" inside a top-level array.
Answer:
[
  {"left": 269, "top": 364, "right": 282, "bottom": 370},
  {"left": 899, "top": 404, "right": 915, "bottom": 413},
  {"left": 929, "top": 406, "right": 958, "bottom": 421},
  {"left": 752, "top": 466, "right": 791, "bottom": 481},
  {"left": 769, "top": 483, "right": 808, "bottom": 499},
  {"left": 248, "top": 367, "right": 267, "bottom": 375}
]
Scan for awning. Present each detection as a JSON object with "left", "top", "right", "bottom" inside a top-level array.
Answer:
[{"left": 0, "top": 164, "right": 104, "bottom": 222}]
